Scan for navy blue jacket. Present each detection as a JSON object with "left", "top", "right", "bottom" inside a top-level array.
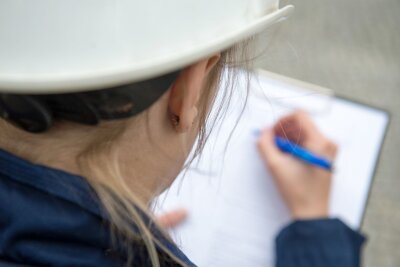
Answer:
[{"left": 0, "top": 149, "right": 365, "bottom": 267}]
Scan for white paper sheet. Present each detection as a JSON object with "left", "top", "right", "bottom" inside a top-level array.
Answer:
[{"left": 154, "top": 70, "right": 389, "bottom": 267}]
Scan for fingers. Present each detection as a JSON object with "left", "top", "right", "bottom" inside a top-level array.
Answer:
[
  {"left": 317, "top": 138, "right": 338, "bottom": 159},
  {"left": 257, "top": 128, "right": 286, "bottom": 171},
  {"left": 258, "top": 111, "right": 334, "bottom": 220},
  {"left": 274, "top": 110, "right": 320, "bottom": 145},
  {"left": 274, "top": 110, "right": 338, "bottom": 159},
  {"left": 157, "top": 208, "right": 188, "bottom": 229}
]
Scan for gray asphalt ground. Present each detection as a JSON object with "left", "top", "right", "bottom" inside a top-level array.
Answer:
[{"left": 255, "top": 0, "right": 400, "bottom": 266}]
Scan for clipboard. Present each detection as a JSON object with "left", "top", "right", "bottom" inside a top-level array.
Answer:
[
  {"left": 155, "top": 69, "right": 390, "bottom": 267},
  {"left": 253, "top": 69, "right": 391, "bottom": 228}
]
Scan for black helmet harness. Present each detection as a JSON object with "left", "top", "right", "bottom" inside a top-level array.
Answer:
[{"left": 0, "top": 71, "right": 180, "bottom": 133}]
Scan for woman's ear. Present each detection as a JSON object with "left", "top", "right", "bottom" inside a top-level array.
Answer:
[{"left": 168, "top": 54, "right": 221, "bottom": 133}]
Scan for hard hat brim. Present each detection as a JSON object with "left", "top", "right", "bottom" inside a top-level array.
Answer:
[{"left": 0, "top": 5, "right": 294, "bottom": 94}]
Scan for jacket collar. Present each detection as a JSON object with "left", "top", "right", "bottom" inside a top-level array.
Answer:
[
  {"left": 0, "top": 148, "right": 103, "bottom": 218},
  {"left": 0, "top": 148, "right": 195, "bottom": 267}
]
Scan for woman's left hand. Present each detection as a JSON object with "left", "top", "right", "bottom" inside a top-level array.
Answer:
[{"left": 157, "top": 208, "right": 188, "bottom": 228}]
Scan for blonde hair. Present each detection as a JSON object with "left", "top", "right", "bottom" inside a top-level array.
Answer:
[
  {"left": 0, "top": 41, "right": 253, "bottom": 267},
  {"left": 77, "top": 41, "right": 253, "bottom": 267}
]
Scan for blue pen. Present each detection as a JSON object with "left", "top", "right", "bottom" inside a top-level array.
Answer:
[{"left": 274, "top": 136, "right": 333, "bottom": 171}]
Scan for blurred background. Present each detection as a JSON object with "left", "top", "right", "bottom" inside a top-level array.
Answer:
[{"left": 255, "top": 0, "right": 400, "bottom": 266}]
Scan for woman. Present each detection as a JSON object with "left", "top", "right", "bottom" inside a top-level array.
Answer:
[{"left": 0, "top": 1, "right": 364, "bottom": 266}]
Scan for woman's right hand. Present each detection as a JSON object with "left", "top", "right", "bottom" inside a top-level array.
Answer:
[{"left": 257, "top": 110, "right": 338, "bottom": 220}]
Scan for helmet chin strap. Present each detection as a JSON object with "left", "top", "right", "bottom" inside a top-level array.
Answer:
[{"left": 0, "top": 71, "right": 180, "bottom": 133}]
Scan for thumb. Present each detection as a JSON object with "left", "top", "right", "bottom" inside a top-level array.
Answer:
[
  {"left": 157, "top": 208, "right": 188, "bottom": 229},
  {"left": 257, "top": 128, "right": 285, "bottom": 169}
]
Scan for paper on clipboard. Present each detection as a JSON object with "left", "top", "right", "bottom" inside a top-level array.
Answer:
[
  {"left": 251, "top": 70, "right": 334, "bottom": 114},
  {"left": 154, "top": 69, "right": 389, "bottom": 267}
]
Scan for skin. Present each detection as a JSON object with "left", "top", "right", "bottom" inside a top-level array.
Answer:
[
  {"left": 0, "top": 55, "right": 221, "bottom": 227},
  {"left": 0, "top": 56, "right": 335, "bottom": 228},
  {"left": 258, "top": 110, "right": 337, "bottom": 219}
]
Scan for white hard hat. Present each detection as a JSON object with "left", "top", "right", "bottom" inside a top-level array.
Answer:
[{"left": 0, "top": 0, "right": 293, "bottom": 94}]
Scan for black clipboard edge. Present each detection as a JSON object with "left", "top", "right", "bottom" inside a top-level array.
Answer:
[{"left": 335, "top": 95, "right": 392, "bottom": 230}]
